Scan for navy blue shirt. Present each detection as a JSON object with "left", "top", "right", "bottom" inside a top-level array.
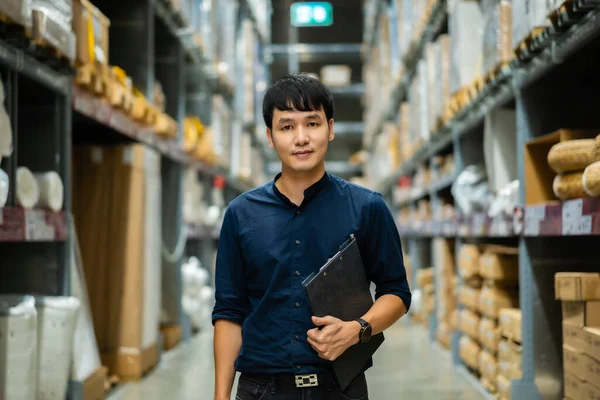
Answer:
[{"left": 212, "top": 172, "right": 411, "bottom": 375}]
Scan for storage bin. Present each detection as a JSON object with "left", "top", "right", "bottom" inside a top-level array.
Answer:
[
  {"left": 0, "top": 295, "right": 38, "bottom": 400},
  {"left": 34, "top": 296, "right": 80, "bottom": 400}
]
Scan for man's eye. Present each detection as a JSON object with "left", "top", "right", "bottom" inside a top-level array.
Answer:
[
  {"left": 282, "top": 125, "right": 293, "bottom": 131},
  {"left": 308, "top": 122, "right": 318, "bottom": 127}
]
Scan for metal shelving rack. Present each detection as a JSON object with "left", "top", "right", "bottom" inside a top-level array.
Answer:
[
  {"left": 0, "top": 0, "right": 272, "bottom": 397},
  {"left": 364, "top": 1, "right": 600, "bottom": 399}
]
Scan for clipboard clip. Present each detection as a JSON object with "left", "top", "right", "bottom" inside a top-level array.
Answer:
[{"left": 319, "top": 234, "right": 356, "bottom": 272}]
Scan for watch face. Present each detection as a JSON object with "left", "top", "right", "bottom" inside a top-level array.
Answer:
[{"left": 362, "top": 325, "right": 372, "bottom": 342}]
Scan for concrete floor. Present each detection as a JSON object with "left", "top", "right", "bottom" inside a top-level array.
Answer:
[{"left": 107, "top": 319, "right": 485, "bottom": 400}]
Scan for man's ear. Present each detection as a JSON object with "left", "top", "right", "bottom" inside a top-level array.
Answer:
[
  {"left": 266, "top": 128, "right": 275, "bottom": 148},
  {"left": 328, "top": 119, "right": 335, "bottom": 141}
]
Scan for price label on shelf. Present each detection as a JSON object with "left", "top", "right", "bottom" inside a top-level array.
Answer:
[
  {"left": 95, "top": 102, "right": 111, "bottom": 123},
  {"left": 24, "top": 210, "right": 56, "bottom": 241},
  {"left": 0, "top": 209, "right": 3, "bottom": 225},
  {"left": 563, "top": 215, "right": 592, "bottom": 236}
]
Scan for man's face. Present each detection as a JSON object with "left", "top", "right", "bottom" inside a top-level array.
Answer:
[{"left": 267, "top": 107, "right": 334, "bottom": 174}]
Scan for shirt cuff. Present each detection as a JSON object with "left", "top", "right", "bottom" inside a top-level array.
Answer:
[{"left": 211, "top": 309, "right": 246, "bottom": 326}]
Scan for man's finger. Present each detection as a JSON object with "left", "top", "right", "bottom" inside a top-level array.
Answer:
[
  {"left": 307, "top": 328, "right": 321, "bottom": 341},
  {"left": 312, "top": 315, "right": 337, "bottom": 326}
]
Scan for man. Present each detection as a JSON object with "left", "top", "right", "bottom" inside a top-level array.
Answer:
[{"left": 212, "top": 74, "right": 411, "bottom": 400}]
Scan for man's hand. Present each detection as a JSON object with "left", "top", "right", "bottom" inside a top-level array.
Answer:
[{"left": 306, "top": 316, "right": 361, "bottom": 361}]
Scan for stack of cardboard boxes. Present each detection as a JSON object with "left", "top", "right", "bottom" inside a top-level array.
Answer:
[
  {"left": 416, "top": 268, "right": 435, "bottom": 327},
  {"left": 497, "top": 307, "right": 522, "bottom": 399},
  {"left": 458, "top": 244, "right": 520, "bottom": 395},
  {"left": 434, "top": 238, "right": 457, "bottom": 349},
  {"left": 555, "top": 273, "right": 600, "bottom": 400}
]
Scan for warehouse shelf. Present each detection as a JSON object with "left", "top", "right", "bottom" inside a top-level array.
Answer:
[
  {"left": 362, "top": 0, "right": 384, "bottom": 59},
  {"left": 154, "top": 0, "right": 204, "bottom": 65},
  {"left": 238, "top": 0, "right": 270, "bottom": 47},
  {"left": 186, "top": 223, "right": 220, "bottom": 240},
  {"left": 0, "top": 39, "right": 71, "bottom": 95},
  {"left": 0, "top": 208, "right": 68, "bottom": 242},
  {"left": 365, "top": 0, "right": 447, "bottom": 150},
  {"left": 72, "top": 85, "right": 252, "bottom": 193},
  {"left": 524, "top": 198, "right": 600, "bottom": 236},
  {"left": 329, "top": 83, "right": 365, "bottom": 97}
]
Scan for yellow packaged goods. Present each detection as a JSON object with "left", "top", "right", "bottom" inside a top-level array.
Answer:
[
  {"left": 479, "top": 317, "right": 501, "bottom": 352},
  {"left": 459, "top": 309, "right": 481, "bottom": 340},
  {"left": 479, "top": 245, "right": 519, "bottom": 283},
  {"left": 459, "top": 335, "right": 481, "bottom": 370},
  {"left": 555, "top": 273, "right": 600, "bottom": 301},
  {"left": 553, "top": 171, "right": 587, "bottom": 201},
  {"left": 458, "top": 244, "right": 480, "bottom": 280},
  {"left": 459, "top": 286, "right": 480, "bottom": 312},
  {"left": 548, "top": 139, "right": 597, "bottom": 174},
  {"left": 183, "top": 117, "right": 202, "bottom": 153},
  {"left": 479, "top": 350, "right": 497, "bottom": 383},
  {"left": 416, "top": 268, "right": 434, "bottom": 288},
  {"left": 562, "top": 301, "right": 600, "bottom": 327},
  {"left": 72, "top": 0, "right": 111, "bottom": 65},
  {"left": 479, "top": 286, "right": 519, "bottom": 319},
  {"left": 583, "top": 161, "right": 600, "bottom": 197},
  {"left": 499, "top": 308, "right": 522, "bottom": 342}
]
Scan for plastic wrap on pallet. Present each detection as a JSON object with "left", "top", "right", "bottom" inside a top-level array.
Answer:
[
  {"left": 484, "top": 108, "right": 517, "bottom": 193},
  {"left": 34, "top": 296, "right": 80, "bottom": 400},
  {"left": 143, "top": 148, "right": 161, "bottom": 349},
  {"left": 34, "top": 171, "right": 64, "bottom": 212},
  {"left": 451, "top": 164, "right": 494, "bottom": 215},
  {"left": 418, "top": 58, "right": 430, "bottom": 142},
  {"left": 16, "top": 166, "right": 39, "bottom": 209},
  {"left": 0, "top": 0, "right": 32, "bottom": 28},
  {"left": 0, "top": 168, "right": 8, "bottom": 207},
  {"left": 426, "top": 42, "right": 438, "bottom": 134},
  {"left": 488, "top": 180, "right": 519, "bottom": 217},
  {"left": 0, "top": 81, "right": 13, "bottom": 158},
  {"left": 397, "top": 0, "right": 414, "bottom": 58},
  {"left": 70, "top": 227, "right": 102, "bottom": 382},
  {"left": 31, "top": 8, "right": 76, "bottom": 62},
  {"left": 483, "top": 1, "right": 513, "bottom": 75},
  {"left": 0, "top": 295, "right": 38, "bottom": 400},
  {"left": 449, "top": 0, "right": 484, "bottom": 93}
]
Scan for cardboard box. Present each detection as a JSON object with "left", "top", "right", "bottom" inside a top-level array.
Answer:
[
  {"left": 565, "top": 373, "right": 584, "bottom": 400},
  {"left": 479, "top": 286, "right": 519, "bottom": 319},
  {"left": 525, "top": 130, "right": 599, "bottom": 205},
  {"left": 460, "top": 286, "right": 481, "bottom": 312},
  {"left": 320, "top": 65, "right": 352, "bottom": 87},
  {"left": 458, "top": 244, "right": 481, "bottom": 280},
  {"left": 459, "top": 335, "right": 481, "bottom": 370},
  {"left": 562, "top": 301, "right": 600, "bottom": 327},
  {"left": 459, "top": 309, "right": 481, "bottom": 340},
  {"left": 480, "top": 317, "right": 501, "bottom": 353},
  {"left": 583, "top": 381, "right": 600, "bottom": 399},
  {"left": 479, "top": 350, "right": 497, "bottom": 383},
  {"left": 417, "top": 267, "right": 435, "bottom": 288},
  {"left": 500, "top": 308, "right": 522, "bottom": 343},
  {"left": 498, "top": 339, "right": 522, "bottom": 367},
  {"left": 582, "top": 327, "right": 600, "bottom": 363},
  {"left": 564, "top": 344, "right": 588, "bottom": 381},
  {"left": 479, "top": 245, "right": 519, "bottom": 283},
  {"left": 497, "top": 374, "right": 511, "bottom": 399},
  {"left": 160, "top": 324, "right": 182, "bottom": 352},
  {"left": 498, "top": 360, "right": 523, "bottom": 380},
  {"left": 556, "top": 273, "right": 600, "bottom": 301},
  {"left": 564, "top": 323, "right": 586, "bottom": 350},
  {"left": 72, "top": 0, "right": 110, "bottom": 65}
]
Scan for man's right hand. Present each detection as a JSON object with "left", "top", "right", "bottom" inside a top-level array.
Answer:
[{"left": 214, "top": 319, "right": 243, "bottom": 400}]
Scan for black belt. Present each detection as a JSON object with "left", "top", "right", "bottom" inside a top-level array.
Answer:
[{"left": 240, "top": 371, "right": 338, "bottom": 388}]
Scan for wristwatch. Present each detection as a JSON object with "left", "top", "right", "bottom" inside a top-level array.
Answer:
[{"left": 355, "top": 318, "right": 372, "bottom": 343}]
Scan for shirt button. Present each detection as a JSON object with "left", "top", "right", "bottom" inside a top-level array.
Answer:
[
  {"left": 295, "top": 239, "right": 301, "bottom": 245},
  {"left": 296, "top": 210, "right": 301, "bottom": 215},
  {"left": 296, "top": 365, "right": 301, "bottom": 370},
  {"left": 296, "top": 270, "right": 300, "bottom": 276},
  {"left": 295, "top": 335, "right": 300, "bottom": 340},
  {"left": 296, "top": 302, "right": 300, "bottom": 307}
]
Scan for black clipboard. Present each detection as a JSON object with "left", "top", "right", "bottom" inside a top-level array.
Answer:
[{"left": 302, "top": 234, "right": 384, "bottom": 391}]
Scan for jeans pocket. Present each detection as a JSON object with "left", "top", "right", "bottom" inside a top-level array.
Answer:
[{"left": 236, "top": 377, "right": 273, "bottom": 400}]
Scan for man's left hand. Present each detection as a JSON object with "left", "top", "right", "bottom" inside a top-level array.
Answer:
[{"left": 306, "top": 316, "right": 361, "bottom": 361}]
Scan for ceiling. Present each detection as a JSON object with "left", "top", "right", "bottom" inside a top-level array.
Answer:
[{"left": 267, "top": 0, "right": 365, "bottom": 177}]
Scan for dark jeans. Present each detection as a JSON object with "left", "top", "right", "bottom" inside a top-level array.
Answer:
[{"left": 235, "top": 372, "right": 369, "bottom": 400}]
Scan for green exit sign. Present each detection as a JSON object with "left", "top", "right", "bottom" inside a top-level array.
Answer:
[{"left": 290, "top": 2, "right": 333, "bottom": 27}]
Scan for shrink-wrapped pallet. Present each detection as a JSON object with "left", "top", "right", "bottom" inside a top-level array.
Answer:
[
  {"left": 34, "top": 296, "right": 80, "bottom": 400},
  {"left": 482, "top": 1, "right": 512, "bottom": 75},
  {"left": 449, "top": 0, "right": 484, "bottom": 92},
  {"left": 0, "top": 168, "right": 8, "bottom": 207},
  {"left": 436, "top": 35, "right": 452, "bottom": 124},
  {"left": 0, "top": 0, "right": 32, "bottom": 27},
  {"left": 0, "top": 295, "right": 37, "bottom": 400},
  {"left": 0, "top": 81, "right": 13, "bottom": 158},
  {"left": 34, "top": 171, "right": 64, "bottom": 211},
  {"left": 16, "top": 166, "right": 40, "bottom": 209},
  {"left": 31, "top": 2, "right": 76, "bottom": 62}
]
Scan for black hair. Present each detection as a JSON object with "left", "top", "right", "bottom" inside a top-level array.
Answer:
[{"left": 262, "top": 73, "right": 335, "bottom": 129}]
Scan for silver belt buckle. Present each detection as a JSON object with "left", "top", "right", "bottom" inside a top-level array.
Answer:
[{"left": 295, "top": 374, "right": 318, "bottom": 388}]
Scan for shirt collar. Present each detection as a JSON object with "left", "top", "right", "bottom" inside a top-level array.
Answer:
[{"left": 272, "top": 171, "right": 331, "bottom": 207}]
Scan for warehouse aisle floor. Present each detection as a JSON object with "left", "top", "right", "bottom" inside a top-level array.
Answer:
[{"left": 107, "top": 319, "right": 485, "bottom": 400}]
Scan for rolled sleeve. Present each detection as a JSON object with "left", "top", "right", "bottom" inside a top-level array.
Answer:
[
  {"left": 363, "top": 193, "right": 412, "bottom": 311},
  {"left": 211, "top": 205, "right": 249, "bottom": 326}
]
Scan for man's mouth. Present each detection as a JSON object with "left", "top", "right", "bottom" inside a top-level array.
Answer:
[{"left": 293, "top": 150, "right": 313, "bottom": 156}]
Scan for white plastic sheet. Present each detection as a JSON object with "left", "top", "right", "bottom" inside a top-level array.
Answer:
[
  {"left": 0, "top": 80, "right": 13, "bottom": 158},
  {"left": 0, "top": 295, "right": 38, "bottom": 400},
  {"left": 0, "top": 168, "right": 8, "bottom": 207},
  {"left": 34, "top": 171, "right": 64, "bottom": 212},
  {"left": 34, "top": 296, "right": 80, "bottom": 400},
  {"left": 16, "top": 166, "right": 40, "bottom": 209}
]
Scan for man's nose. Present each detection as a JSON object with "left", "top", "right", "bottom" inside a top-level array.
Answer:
[{"left": 295, "top": 127, "right": 310, "bottom": 144}]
